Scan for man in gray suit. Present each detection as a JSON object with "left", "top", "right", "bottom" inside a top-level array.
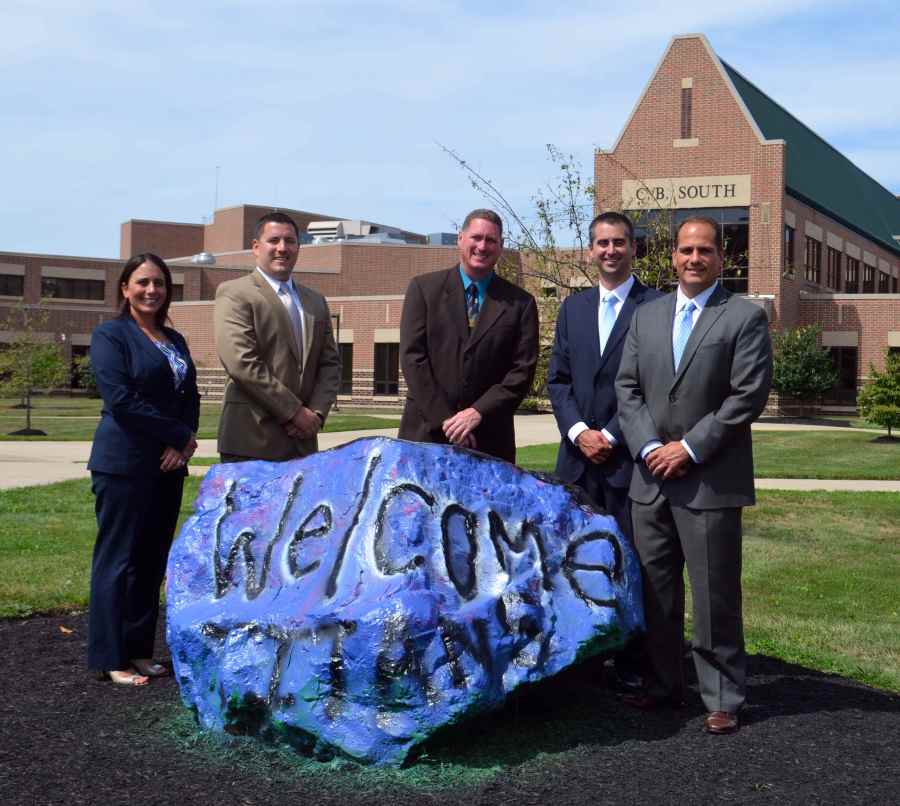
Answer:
[
  {"left": 215, "top": 212, "right": 341, "bottom": 462},
  {"left": 616, "top": 216, "right": 772, "bottom": 734}
]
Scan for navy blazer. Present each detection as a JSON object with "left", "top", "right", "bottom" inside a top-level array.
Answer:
[
  {"left": 88, "top": 317, "right": 200, "bottom": 477},
  {"left": 548, "top": 278, "right": 662, "bottom": 489}
]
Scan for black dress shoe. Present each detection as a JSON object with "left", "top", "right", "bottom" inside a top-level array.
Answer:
[
  {"left": 622, "top": 692, "right": 686, "bottom": 711},
  {"left": 613, "top": 668, "right": 645, "bottom": 693}
]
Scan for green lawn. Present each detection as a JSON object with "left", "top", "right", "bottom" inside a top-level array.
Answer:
[
  {"left": 518, "top": 429, "right": 900, "bottom": 480},
  {"left": 0, "top": 397, "right": 399, "bottom": 441},
  {"left": 1, "top": 477, "right": 897, "bottom": 691}
]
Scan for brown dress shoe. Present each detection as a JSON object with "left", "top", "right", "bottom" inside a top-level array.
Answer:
[{"left": 704, "top": 711, "right": 739, "bottom": 734}]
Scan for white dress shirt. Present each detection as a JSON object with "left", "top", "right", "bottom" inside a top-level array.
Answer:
[{"left": 257, "top": 267, "right": 306, "bottom": 351}]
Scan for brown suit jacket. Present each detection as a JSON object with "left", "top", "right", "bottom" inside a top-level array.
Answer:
[
  {"left": 398, "top": 266, "right": 539, "bottom": 463},
  {"left": 214, "top": 270, "right": 341, "bottom": 461}
]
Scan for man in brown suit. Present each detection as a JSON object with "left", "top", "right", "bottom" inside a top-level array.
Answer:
[
  {"left": 398, "top": 209, "right": 539, "bottom": 463},
  {"left": 215, "top": 212, "right": 341, "bottom": 462}
]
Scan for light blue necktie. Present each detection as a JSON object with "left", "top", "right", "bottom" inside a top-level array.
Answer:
[
  {"left": 599, "top": 294, "right": 617, "bottom": 354},
  {"left": 673, "top": 300, "right": 696, "bottom": 371}
]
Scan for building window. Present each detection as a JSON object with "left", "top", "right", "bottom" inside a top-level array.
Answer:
[
  {"left": 878, "top": 271, "right": 890, "bottom": 293},
  {"left": 862, "top": 263, "right": 876, "bottom": 293},
  {"left": 804, "top": 237, "right": 821, "bottom": 284},
  {"left": 632, "top": 207, "right": 749, "bottom": 292},
  {"left": 41, "top": 276, "right": 105, "bottom": 300},
  {"left": 845, "top": 258, "right": 859, "bottom": 292},
  {"left": 825, "top": 247, "right": 842, "bottom": 290},
  {"left": 0, "top": 274, "right": 24, "bottom": 296},
  {"left": 823, "top": 347, "right": 858, "bottom": 406},
  {"left": 338, "top": 343, "right": 353, "bottom": 395},
  {"left": 171, "top": 284, "right": 184, "bottom": 302},
  {"left": 783, "top": 225, "right": 795, "bottom": 273},
  {"left": 373, "top": 343, "right": 399, "bottom": 395},
  {"left": 892, "top": 276, "right": 898, "bottom": 293},
  {"left": 680, "top": 87, "right": 692, "bottom": 139}
]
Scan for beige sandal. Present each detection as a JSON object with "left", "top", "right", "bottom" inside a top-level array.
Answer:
[{"left": 101, "top": 668, "right": 150, "bottom": 686}]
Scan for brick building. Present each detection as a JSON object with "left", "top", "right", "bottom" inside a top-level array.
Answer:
[
  {"left": 2, "top": 34, "right": 898, "bottom": 413},
  {"left": 594, "top": 34, "right": 900, "bottom": 410},
  {"left": 0, "top": 204, "right": 459, "bottom": 408}
]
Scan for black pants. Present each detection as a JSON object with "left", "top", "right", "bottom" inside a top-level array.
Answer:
[{"left": 88, "top": 471, "right": 184, "bottom": 671}]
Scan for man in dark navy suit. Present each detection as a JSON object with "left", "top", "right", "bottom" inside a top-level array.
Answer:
[
  {"left": 549, "top": 212, "right": 662, "bottom": 541},
  {"left": 548, "top": 211, "right": 662, "bottom": 687}
]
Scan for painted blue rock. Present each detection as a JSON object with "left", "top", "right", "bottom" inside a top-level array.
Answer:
[{"left": 166, "top": 437, "right": 644, "bottom": 766}]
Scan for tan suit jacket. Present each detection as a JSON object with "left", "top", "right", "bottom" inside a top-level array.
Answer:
[{"left": 215, "top": 270, "right": 341, "bottom": 461}]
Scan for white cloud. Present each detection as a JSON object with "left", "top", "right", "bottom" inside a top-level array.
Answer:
[{"left": 1, "top": 0, "right": 896, "bottom": 256}]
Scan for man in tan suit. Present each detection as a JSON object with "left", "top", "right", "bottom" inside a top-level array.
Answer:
[{"left": 215, "top": 212, "right": 341, "bottom": 461}]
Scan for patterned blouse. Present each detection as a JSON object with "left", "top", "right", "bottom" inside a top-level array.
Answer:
[{"left": 154, "top": 339, "right": 188, "bottom": 390}]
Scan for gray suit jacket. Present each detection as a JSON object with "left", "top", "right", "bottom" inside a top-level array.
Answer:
[
  {"left": 615, "top": 285, "right": 772, "bottom": 509},
  {"left": 215, "top": 270, "right": 341, "bottom": 461}
]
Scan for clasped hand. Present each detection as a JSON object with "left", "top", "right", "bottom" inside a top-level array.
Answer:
[
  {"left": 160, "top": 434, "right": 198, "bottom": 472},
  {"left": 283, "top": 406, "right": 321, "bottom": 440},
  {"left": 645, "top": 440, "right": 691, "bottom": 479},
  {"left": 442, "top": 407, "right": 481, "bottom": 450},
  {"left": 575, "top": 429, "right": 612, "bottom": 464}
]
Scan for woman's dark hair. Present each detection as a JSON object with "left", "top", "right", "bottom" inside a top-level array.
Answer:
[{"left": 117, "top": 253, "right": 173, "bottom": 328}]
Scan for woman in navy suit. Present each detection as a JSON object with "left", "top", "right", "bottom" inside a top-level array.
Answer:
[{"left": 87, "top": 253, "right": 200, "bottom": 686}]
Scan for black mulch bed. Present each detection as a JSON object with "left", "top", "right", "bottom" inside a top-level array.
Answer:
[{"left": 2, "top": 610, "right": 898, "bottom": 806}]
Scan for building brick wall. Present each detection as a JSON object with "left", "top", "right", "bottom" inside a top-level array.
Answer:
[{"left": 120, "top": 220, "right": 204, "bottom": 260}]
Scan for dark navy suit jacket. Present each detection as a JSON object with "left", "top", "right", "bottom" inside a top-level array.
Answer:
[
  {"left": 88, "top": 317, "right": 200, "bottom": 477},
  {"left": 548, "top": 278, "right": 662, "bottom": 490}
]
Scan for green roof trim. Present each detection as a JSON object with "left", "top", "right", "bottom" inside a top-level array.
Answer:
[{"left": 722, "top": 60, "right": 900, "bottom": 258}]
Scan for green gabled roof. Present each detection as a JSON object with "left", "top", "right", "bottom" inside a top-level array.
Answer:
[{"left": 722, "top": 60, "right": 900, "bottom": 258}]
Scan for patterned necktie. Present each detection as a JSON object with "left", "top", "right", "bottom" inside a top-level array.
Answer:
[
  {"left": 673, "top": 300, "right": 696, "bottom": 371},
  {"left": 279, "top": 283, "right": 304, "bottom": 362},
  {"left": 598, "top": 293, "right": 617, "bottom": 355},
  {"left": 466, "top": 283, "right": 480, "bottom": 329}
]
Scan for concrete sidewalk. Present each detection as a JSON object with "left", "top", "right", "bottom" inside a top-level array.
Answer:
[{"left": 1, "top": 414, "right": 897, "bottom": 492}]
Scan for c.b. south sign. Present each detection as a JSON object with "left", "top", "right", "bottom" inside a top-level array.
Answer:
[{"left": 622, "top": 174, "right": 751, "bottom": 209}]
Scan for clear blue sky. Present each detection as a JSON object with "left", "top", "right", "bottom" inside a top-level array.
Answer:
[{"left": 2, "top": 0, "right": 898, "bottom": 258}]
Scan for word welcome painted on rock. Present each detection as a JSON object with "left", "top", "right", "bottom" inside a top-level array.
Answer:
[{"left": 209, "top": 451, "right": 624, "bottom": 611}]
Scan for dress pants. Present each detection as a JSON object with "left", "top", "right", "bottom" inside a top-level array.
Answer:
[
  {"left": 632, "top": 494, "right": 745, "bottom": 713},
  {"left": 577, "top": 470, "right": 643, "bottom": 679},
  {"left": 88, "top": 471, "right": 184, "bottom": 671}
]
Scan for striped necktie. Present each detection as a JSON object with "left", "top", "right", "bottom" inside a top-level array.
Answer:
[{"left": 279, "top": 283, "right": 304, "bottom": 362}]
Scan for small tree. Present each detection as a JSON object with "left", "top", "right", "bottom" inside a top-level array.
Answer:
[
  {"left": 857, "top": 350, "right": 900, "bottom": 438},
  {"left": 73, "top": 353, "right": 98, "bottom": 396},
  {"left": 771, "top": 325, "right": 839, "bottom": 410},
  {"left": 0, "top": 306, "right": 69, "bottom": 435}
]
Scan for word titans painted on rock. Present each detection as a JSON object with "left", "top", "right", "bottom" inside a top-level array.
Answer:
[
  {"left": 623, "top": 174, "right": 752, "bottom": 209},
  {"left": 166, "top": 438, "right": 644, "bottom": 766}
]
